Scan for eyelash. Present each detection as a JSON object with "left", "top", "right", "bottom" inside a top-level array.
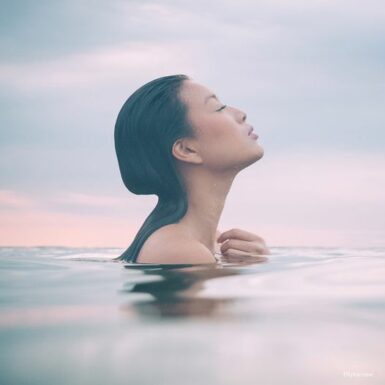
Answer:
[{"left": 216, "top": 104, "right": 227, "bottom": 112}]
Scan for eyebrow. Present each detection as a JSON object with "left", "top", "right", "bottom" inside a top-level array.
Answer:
[{"left": 204, "top": 94, "right": 218, "bottom": 104}]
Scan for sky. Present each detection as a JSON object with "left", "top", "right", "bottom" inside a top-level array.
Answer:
[{"left": 0, "top": 0, "right": 384, "bottom": 248}]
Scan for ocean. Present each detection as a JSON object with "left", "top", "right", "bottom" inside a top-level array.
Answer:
[{"left": 0, "top": 246, "right": 384, "bottom": 385}]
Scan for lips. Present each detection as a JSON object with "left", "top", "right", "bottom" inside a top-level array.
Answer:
[{"left": 247, "top": 126, "right": 259, "bottom": 140}]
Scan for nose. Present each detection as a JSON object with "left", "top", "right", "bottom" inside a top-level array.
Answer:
[
  {"left": 237, "top": 109, "right": 247, "bottom": 123},
  {"left": 229, "top": 106, "right": 247, "bottom": 123}
]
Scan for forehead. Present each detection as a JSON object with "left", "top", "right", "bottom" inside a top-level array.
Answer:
[{"left": 179, "top": 80, "right": 216, "bottom": 108}]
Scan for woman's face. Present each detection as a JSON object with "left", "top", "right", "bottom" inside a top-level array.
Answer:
[{"left": 178, "top": 79, "right": 264, "bottom": 173}]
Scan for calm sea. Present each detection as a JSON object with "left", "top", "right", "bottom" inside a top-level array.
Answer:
[{"left": 0, "top": 246, "right": 384, "bottom": 385}]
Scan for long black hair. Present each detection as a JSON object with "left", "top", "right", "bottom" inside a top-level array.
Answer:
[{"left": 113, "top": 74, "right": 195, "bottom": 262}]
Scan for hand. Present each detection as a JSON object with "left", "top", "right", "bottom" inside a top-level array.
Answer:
[{"left": 216, "top": 228, "right": 270, "bottom": 263}]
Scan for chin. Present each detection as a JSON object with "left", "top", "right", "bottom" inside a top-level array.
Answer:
[
  {"left": 249, "top": 143, "right": 264, "bottom": 161},
  {"left": 248, "top": 145, "right": 265, "bottom": 166},
  {"left": 235, "top": 148, "right": 264, "bottom": 171},
  {"left": 255, "top": 145, "right": 264, "bottom": 160}
]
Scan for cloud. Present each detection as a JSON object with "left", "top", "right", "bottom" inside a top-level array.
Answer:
[
  {"left": 238, "top": 150, "right": 385, "bottom": 205},
  {"left": 0, "top": 209, "right": 139, "bottom": 247},
  {"left": 0, "top": 0, "right": 384, "bottom": 247},
  {"left": 0, "top": 41, "right": 198, "bottom": 92},
  {"left": 52, "top": 192, "right": 126, "bottom": 207},
  {"left": 0, "top": 189, "right": 35, "bottom": 209},
  {"left": 220, "top": 150, "right": 385, "bottom": 247},
  {"left": 1, "top": 150, "right": 384, "bottom": 247}
]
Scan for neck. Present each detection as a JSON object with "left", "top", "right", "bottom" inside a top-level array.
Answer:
[{"left": 178, "top": 167, "right": 237, "bottom": 254}]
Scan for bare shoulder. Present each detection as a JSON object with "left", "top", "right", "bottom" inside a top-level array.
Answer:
[{"left": 136, "top": 224, "right": 216, "bottom": 265}]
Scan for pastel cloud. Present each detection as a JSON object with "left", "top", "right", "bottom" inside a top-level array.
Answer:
[
  {"left": 0, "top": 190, "right": 35, "bottom": 209},
  {"left": 0, "top": 0, "right": 383, "bottom": 248},
  {"left": 0, "top": 42, "right": 198, "bottom": 92},
  {"left": 1, "top": 150, "right": 383, "bottom": 248},
  {"left": 52, "top": 192, "right": 128, "bottom": 207}
]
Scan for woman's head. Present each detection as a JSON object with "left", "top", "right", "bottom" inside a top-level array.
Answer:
[{"left": 115, "top": 75, "right": 264, "bottom": 199}]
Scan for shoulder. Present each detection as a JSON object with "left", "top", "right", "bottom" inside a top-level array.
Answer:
[{"left": 136, "top": 225, "right": 216, "bottom": 265}]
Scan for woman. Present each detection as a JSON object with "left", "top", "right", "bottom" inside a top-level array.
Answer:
[{"left": 114, "top": 74, "right": 270, "bottom": 264}]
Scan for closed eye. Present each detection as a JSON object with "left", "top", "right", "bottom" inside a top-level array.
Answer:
[{"left": 216, "top": 104, "right": 227, "bottom": 112}]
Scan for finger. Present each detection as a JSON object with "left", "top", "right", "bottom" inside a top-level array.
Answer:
[
  {"left": 220, "top": 239, "right": 267, "bottom": 255},
  {"left": 223, "top": 248, "right": 266, "bottom": 257},
  {"left": 217, "top": 228, "right": 263, "bottom": 243},
  {"left": 221, "top": 248, "right": 268, "bottom": 262}
]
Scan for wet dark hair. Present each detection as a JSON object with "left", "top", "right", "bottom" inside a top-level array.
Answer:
[{"left": 113, "top": 74, "right": 195, "bottom": 262}]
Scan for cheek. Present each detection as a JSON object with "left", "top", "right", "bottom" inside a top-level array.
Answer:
[
  {"left": 199, "top": 117, "right": 239, "bottom": 143},
  {"left": 198, "top": 128, "right": 247, "bottom": 169},
  {"left": 199, "top": 125, "right": 235, "bottom": 151}
]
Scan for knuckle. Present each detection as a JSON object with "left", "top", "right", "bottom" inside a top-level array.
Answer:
[
  {"left": 226, "top": 248, "right": 237, "bottom": 256},
  {"left": 221, "top": 240, "right": 233, "bottom": 252},
  {"left": 222, "top": 248, "right": 229, "bottom": 255},
  {"left": 226, "top": 239, "right": 235, "bottom": 247},
  {"left": 255, "top": 243, "right": 265, "bottom": 253}
]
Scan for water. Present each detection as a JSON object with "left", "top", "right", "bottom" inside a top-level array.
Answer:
[{"left": 0, "top": 246, "right": 384, "bottom": 385}]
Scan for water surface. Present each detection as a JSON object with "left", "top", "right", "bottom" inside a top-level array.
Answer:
[{"left": 0, "top": 247, "right": 384, "bottom": 384}]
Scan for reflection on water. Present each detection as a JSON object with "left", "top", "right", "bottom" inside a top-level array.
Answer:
[
  {"left": 121, "top": 262, "right": 265, "bottom": 318},
  {"left": 0, "top": 247, "right": 384, "bottom": 385}
]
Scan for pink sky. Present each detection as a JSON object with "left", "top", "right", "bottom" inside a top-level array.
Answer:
[
  {"left": 1, "top": 151, "right": 384, "bottom": 248},
  {"left": 1, "top": 1, "right": 384, "bottom": 249}
]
